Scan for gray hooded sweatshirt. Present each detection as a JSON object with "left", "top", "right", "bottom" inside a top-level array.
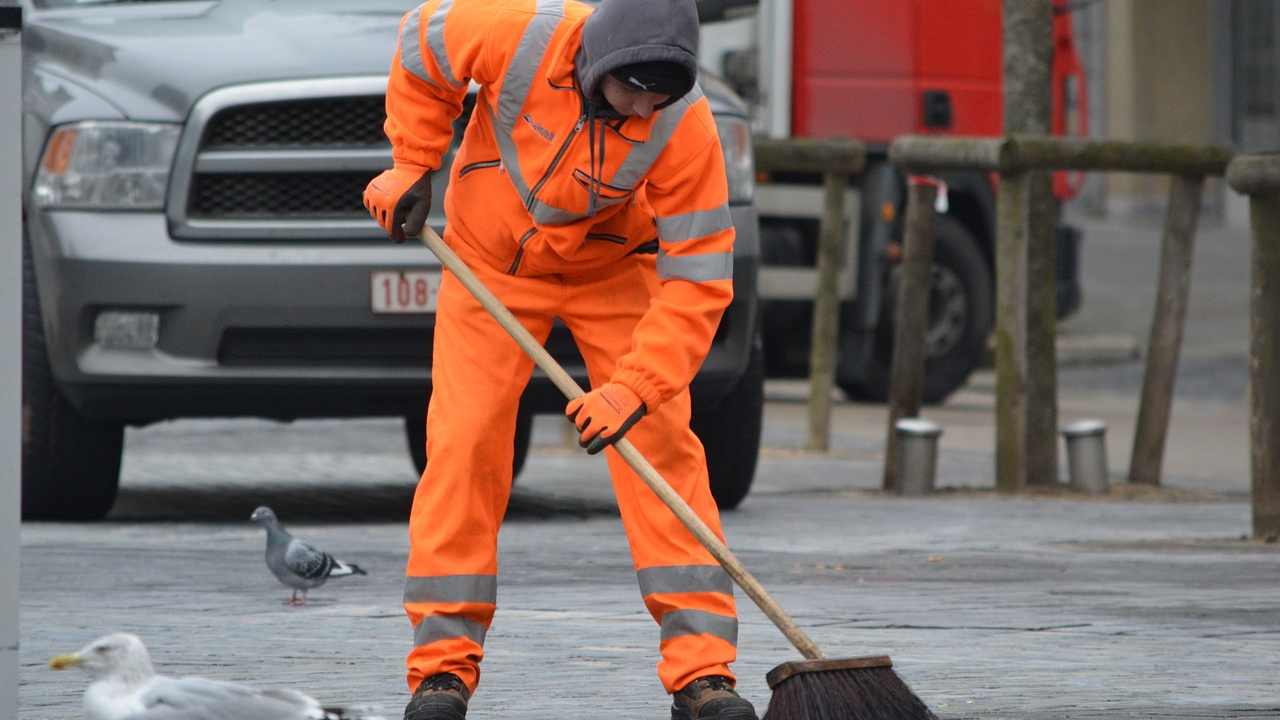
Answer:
[{"left": 575, "top": 0, "right": 701, "bottom": 111}]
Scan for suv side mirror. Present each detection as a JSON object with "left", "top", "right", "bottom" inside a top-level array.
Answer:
[{"left": 698, "top": 0, "right": 758, "bottom": 24}]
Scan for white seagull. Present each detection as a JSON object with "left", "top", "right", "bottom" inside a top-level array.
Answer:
[{"left": 49, "top": 632, "right": 380, "bottom": 720}]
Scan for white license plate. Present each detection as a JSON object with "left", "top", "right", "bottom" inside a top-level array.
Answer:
[{"left": 370, "top": 271, "right": 440, "bottom": 314}]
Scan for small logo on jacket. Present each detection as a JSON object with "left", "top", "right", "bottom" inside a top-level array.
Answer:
[{"left": 522, "top": 114, "right": 555, "bottom": 143}]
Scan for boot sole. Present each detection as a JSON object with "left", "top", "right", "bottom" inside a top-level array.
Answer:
[
  {"left": 670, "top": 704, "right": 757, "bottom": 720},
  {"left": 404, "top": 696, "right": 467, "bottom": 720}
]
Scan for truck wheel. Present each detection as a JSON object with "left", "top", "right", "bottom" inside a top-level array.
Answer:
[
  {"left": 691, "top": 341, "right": 764, "bottom": 511},
  {"left": 842, "top": 216, "right": 993, "bottom": 404},
  {"left": 405, "top": 409, "right": 533, "bottom": 483},
  {"left": 22, "top": 233, "right": 123, "bottom": 521}
]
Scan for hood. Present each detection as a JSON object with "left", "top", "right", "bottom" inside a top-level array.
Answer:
[
  {"left": 23, "top": 0, "right": 413, "bottom": 122},
  {"left": 576, "top": 0, "right": 699, "bottom": 106}
]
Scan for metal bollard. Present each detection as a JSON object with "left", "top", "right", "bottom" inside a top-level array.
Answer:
[
  {"left": 1061, "top": 419, "right": 1110, "bottom": 494},
  {"left": 895, "top": 418, "right": 942, "bottom": 496}
]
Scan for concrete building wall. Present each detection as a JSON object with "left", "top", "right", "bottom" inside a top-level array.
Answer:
[{"left": 1102, "top": 0, "right": 1215, "bottom": 213}]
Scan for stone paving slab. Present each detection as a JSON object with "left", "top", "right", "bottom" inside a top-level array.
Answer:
[{"left": 18, "top": 413, "right": 1280, "bottom": 720}]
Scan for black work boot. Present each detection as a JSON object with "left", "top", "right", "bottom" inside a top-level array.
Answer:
[
  {"left": 671, "top": 675, "right": 758, "bottom": 720},
  {"left": 404, "top": 672, "right": 470, "bottom": 720}
]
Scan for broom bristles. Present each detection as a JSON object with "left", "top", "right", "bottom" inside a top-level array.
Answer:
[{"left": 762, "top": 665, "right": 938, "bottom": 720}]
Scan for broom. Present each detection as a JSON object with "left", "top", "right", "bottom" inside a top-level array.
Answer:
[{"left": 416, "top": 225, "right": 938, "bottom": 720}]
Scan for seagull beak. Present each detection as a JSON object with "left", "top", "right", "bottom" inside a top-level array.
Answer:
[{"left": 49, "top": 653, "right": 82, "bottom": 670}]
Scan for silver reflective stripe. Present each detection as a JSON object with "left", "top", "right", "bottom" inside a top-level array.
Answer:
[
  {"left": 413, "top": 615, "right": 488, "bottom": 647},
  {"left": 530, "top": 201, "right": 582, "bottom": 226},
  {"left": 494, "top": 0, "right": 563, "bottom": 197},
  {"left": 404, "top": 575, "right": 497, "bottom": 604},
  {"left": 400, "top": 6, "right": 430, "bottom": 85},
  {"left": 529, "top": 194, "right": 629, "bottom": 226},
  {"left": 657, "top": 205, "right": 732, "bottom": 244},
  {"left": 657, "top": 251, "right": 734, "bottom": 282},
  {"left": 609, "top": 84, "right": 703, "bottom": 191},
  {"left": 660, "top": 609, "right": 738, "bottom": 646},
  {"left": 484, "top": 103, "right": 531, "bottom": 199},
  {"left": 637, "top": 565, "right": 733, "bottom": 598},
  {"left": 427, "top": 0, "right": 464, "bottom": 88}
]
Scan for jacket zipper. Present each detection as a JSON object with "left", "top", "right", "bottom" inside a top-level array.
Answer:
[
  {"left": 526, "top": 113, "right": 586, "bottom": 211},
  {"left": 458, "top": 159, "right": 501, "bottom": 178},
  {"left": 508, "top": 226, "right": 539, "bottom": 275}
]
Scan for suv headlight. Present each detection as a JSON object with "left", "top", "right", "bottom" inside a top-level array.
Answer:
[
  {"left": 715, "top": 116, "right": 754, "bottom": 204},
  {"left": 32, "top": 121, "right": 181, "bottom": 210}
]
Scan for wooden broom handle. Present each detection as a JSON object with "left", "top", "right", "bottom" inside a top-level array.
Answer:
[{"left": 418, "top": 227, "right": 824, "bottom": 660}]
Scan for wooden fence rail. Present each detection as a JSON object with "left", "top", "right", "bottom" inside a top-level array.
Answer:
[
  {"left": 889, "top": 134, "right": 1232, "bottom": 494},
  {"left": 753, "top": 138, "right": 867, "bottom": 451}
]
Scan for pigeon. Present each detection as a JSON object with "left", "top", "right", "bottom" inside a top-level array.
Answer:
[
  {"left": 48, "top": 632, "right": 383, "bottom": 720},
  {"left": 250, "top": 506, "right": 367, "bottom": 605}
]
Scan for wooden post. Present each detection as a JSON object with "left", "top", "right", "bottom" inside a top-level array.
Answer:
[
  {"left": 1129, "top": 175, "right": 1204, "bottom": 486},
  {"left": 995, "top": 171, "right": 1030, "bottom": 493},
  {"left": 806, "top": 170, "right": 848, "bottom": 451},
  {"left": 1247, "top": 191, "right": 1280, "bottom": 538},
  {"left": 883, "top": 180, "right": 939, "bottom": 491},
  {"left": 1227, "top": 153, "right": 1280, "bottom": 539},
  {"left": 1026, "top": 174, "right": 1060, "bottom": 485},
  {"left": 1004, "top": 0, "right": 1057, "bottom": 488}
]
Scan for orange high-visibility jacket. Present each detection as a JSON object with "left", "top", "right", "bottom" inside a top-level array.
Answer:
[{"left": 384, "top": 0, "right": 736, "bottom": 412}]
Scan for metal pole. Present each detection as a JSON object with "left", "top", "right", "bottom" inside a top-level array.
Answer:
[
  {"left": 883, "top": 179, "right": 938, "bottom": 491},
  {"left": 1248, "top": 191, "right": 1280, "bottom": 539},
  {"left": 805, "top": 170, "right": 848, "bottom": 452},
  {"left": 1, "top": 3, "right": 24, "bottom": 715},
  {"left": 1129, "top": 175, "right": 1204, "bottom": 486}
]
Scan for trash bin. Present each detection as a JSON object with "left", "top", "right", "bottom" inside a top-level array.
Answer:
[
  {"left": 895, "top": 418, "right": 942, "bottom": 496},
  {"left": 1061, "top": 419, "right": 1109, "bottom": 494}
]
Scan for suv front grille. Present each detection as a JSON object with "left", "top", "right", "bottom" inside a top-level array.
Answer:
[
  {"left": 202, "top": 97, "right": 387, "bottom": 149},
  {"left": 168, "top": 78, "right": 403, "bottom": 240},
  {"left": 191, "top": 171, "right": 375, "bottom": 218},
  {"left": 169, "top": 78, "right": 475, "bottom": 240}
]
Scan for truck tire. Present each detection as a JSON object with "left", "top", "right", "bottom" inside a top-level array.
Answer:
[
  {"left": 691, "top": 341, "right": 764, "bottom": 511},
  {"left": 842, "top": 216, "right": 993, "bottom": 404},
  {"left": 405, "top": 409, "right": 533, "bottom": 483},
  {"left": 22, "top": 233, "right": 124, "bottom": 521}
]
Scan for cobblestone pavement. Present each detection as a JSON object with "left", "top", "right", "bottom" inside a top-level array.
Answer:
[{"left": 18, "top": 398, "right": 1280, "bottom": 719}]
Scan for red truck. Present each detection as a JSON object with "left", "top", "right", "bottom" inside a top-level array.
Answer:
[{"left": 701, "top": 0, "right": 1085, "bottom": 401}]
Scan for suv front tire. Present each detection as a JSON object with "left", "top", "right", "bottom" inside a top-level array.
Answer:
[{"left": 22, "top": 233, "right": 124, "bottom": 521}]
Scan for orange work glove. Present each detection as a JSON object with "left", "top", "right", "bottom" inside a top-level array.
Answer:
[
  {"left": 363, "top": 166, "right": 432, "bottom": 243},
  {"left": 565, "top": 383, "right": 647, "bottom": 455}
]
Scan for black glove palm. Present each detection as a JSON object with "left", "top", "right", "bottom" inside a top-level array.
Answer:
[
  {"left": 390, "top": 171, "right": 433, "bottom": 243},
  {"left": 364, "top": 167, "right": 433, "bottom": 243}
]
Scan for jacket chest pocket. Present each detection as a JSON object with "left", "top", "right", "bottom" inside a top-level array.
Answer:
[{"left": 571, "top": 168, "right": 635, "bottom": 203}]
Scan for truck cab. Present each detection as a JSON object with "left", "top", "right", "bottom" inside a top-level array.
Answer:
[{"left": 701, "top": 0, "right": 1084, "bottom": 401}]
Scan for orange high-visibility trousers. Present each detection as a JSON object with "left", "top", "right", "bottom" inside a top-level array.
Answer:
[{"left": 404, "top": 233, "right": 739, "bottom": 696}]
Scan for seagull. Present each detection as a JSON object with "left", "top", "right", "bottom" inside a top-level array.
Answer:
[
  {"left": 250, "top": 506, "right": 367, "bottom": 605},
  {"left": 48, "top": 632, "right": 379, "bottom": 720}
]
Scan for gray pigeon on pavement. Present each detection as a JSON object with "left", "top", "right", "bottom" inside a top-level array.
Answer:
[{"left": 250, "top": 506, "right": 367, "bottom": 605}]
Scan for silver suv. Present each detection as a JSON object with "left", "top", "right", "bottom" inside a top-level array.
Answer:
[{"left": 19, "top": 0, "right": 762, "bottom": 520}]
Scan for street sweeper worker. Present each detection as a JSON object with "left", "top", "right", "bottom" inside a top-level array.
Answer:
[{"left": 363, "top": 0, "right": 755, "bottom": 719}]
